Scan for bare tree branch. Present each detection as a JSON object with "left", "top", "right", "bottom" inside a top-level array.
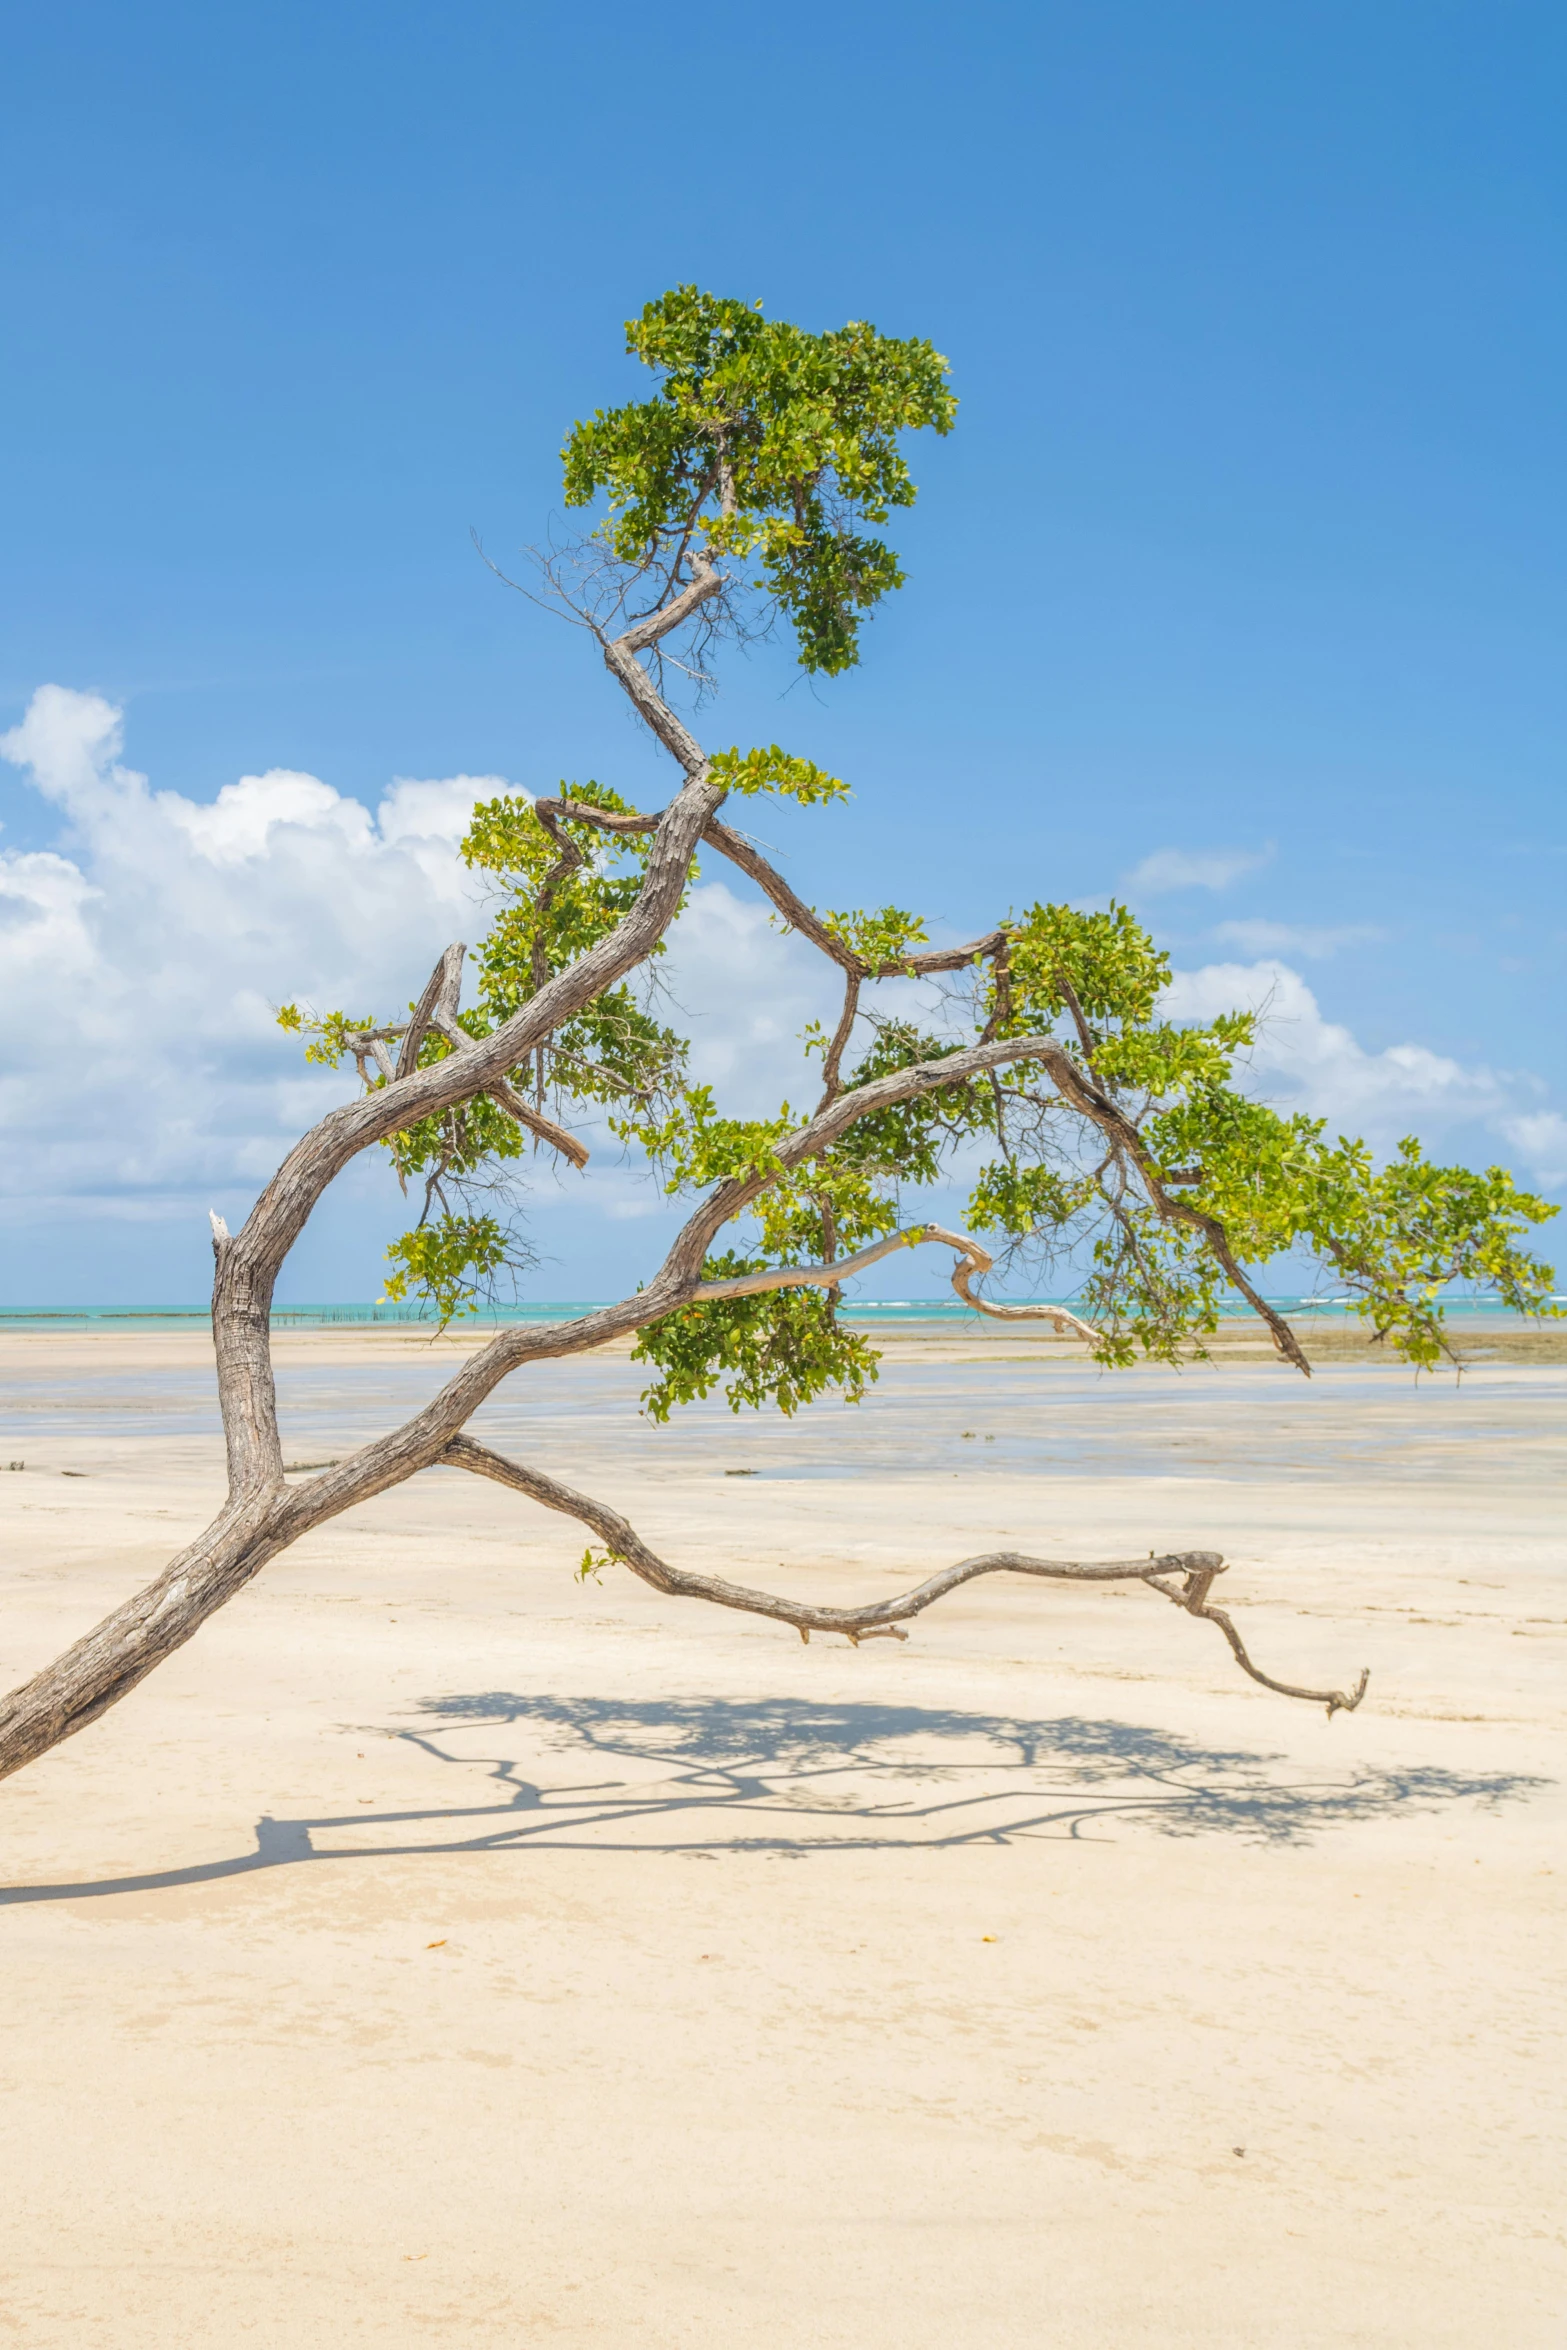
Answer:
[
  {"left": 923, "top": 1226, "right": 1103, "bottom": 1340},
  {"left": 485, "top": 1076, "right": 591, "bottom": 1171},
  {"left": 542, "top": 795, "right": 1009, "bottom": 986},
  {"left": 440, "top": 1436, "right": 1363, "bottom": 1703},
  {"left": 394, "top": 944, "right": 468, "bottom": 1081},
  {"left": 977, "top": 933, "right": 1014, "bottom": 1045},
  {"left": 1054, "top": 969, "right": 1099, "bottom": 1065},
  {"left": 1011, "top": 1045, "right": 1315, "bottom": 1376},
  {"left": 703, "top": 816, "right": 1005, "bottom": 977},
  {"left": 535, "top": 798, "right": 658, "bottom": 838},
  {"left": 816, "top": 973, "right": 861, "bottom": 1108},
  {"left": 598, "top": 551, "right": 726, "bottom": 772},
  {"left": 1145, "top": 1563, "right": 1370, "bottom": 1719},
  {"left": 689, "top": 1222, "right": 1101, "bottom": 1342}
]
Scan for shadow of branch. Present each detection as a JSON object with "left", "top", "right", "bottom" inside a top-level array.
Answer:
[{"left": 3, "top": 1691, "right": 1546, "bottom": 1904}]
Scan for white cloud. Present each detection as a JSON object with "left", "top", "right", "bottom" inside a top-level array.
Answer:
[
  {"left": 1123, "top": 844, "right": 1272, "bottom": 895},
  {"left": 1210, "top": 918, "right": 1386, "bottom": 959},
  {"left": 1499, "top": 1113, "right": 1567, "bottom": 1188},
  {"left": 659, "top": 881, "right": 834, "bottom": 1109},
  {"left": 1160, "top": 958, "right": 1563, "bottom": 1180},
  {"left": 0, "top": 687, "right": 841, "bottom": 1245},
  {"left": 0, "top": 686, "right": 507, "bottom": 1222}
]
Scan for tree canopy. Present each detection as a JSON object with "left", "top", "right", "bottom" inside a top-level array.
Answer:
[
  {"left": 560, "top": 285, "right": 955, "bottom": 674},
  {"left": 286, "top": 289, "right": 1558, "bottom": 1392}
]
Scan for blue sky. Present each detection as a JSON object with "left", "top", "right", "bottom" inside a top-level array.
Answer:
[{"left": 2, "top": 1, "right": 1563, "bottom": 1303}]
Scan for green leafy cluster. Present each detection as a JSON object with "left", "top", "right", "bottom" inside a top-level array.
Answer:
[
  {"left": 614, "top": 1084, "right": 792, "bottom": 1196},
  {"left": 821, "top": 906, "right": 929, "bottom": 970},
  {"left": 990, "top": 900, "right": 1174, "bottom": 1033},
  {"left": 968, "top": 1162, "right": 1095, "bottom": 1237},
  {"left": 707, "top": 744, "right": 849, "bottom": 806},
  {"left": 632, "top": 1256, "right": 883, "bottom": 1422},
  {"left": 832, "top": 1022, "right": 996, "bottom": 1183},
  {"left": 275, "top": 1001, "right": 378, "bottom": 1067},
  {"left": 619, "top": 1042, "right": 925, "bottom": 1417},
  {"left": 279, "top": 780, "right": 699, "bottom": 1325},
  {"left": 459, "top": 786, "right": 689, "bottom": 1113},
  {"left": 1278, "top": 1135, "right": 1553, "bottom": 1368},
  {"left": 562, "top": 286, "right": 955, "bottom": 673},
  {"left": 958, "top": 910, "right": 1560, "bottom": 1365},
  {"left": 382, "top": 1212, "right": 509, "bottom": 1325}
]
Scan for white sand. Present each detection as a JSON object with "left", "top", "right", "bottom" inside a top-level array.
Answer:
[{"left": 1, "top": 1328, "right": 1563, "bottom": 2346}]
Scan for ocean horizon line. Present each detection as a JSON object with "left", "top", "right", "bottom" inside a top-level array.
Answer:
[{"left": 0, "top": 1293, "right": 1556, "bottom": 1329}]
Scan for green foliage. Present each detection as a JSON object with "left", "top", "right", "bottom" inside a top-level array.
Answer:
[
  {"left": 615, "top": 1084, "right": 792, "bottom": 1195},
  {"left": 276, "top": 292, "right": 1559, "bottom": 1384},
  {"left": 1141, "top": 1091, "right": 1328, "bottom": 1261},
  {"left": 382, "top": 1212, "right": 509, "bottom": 1325},
  {"left": 562, "top": 286, "right": 956, "bottom": 673},
  {"left": 618, "top": 1066, "right": 910, "bottom": 1417},
  {"left": 821, "top": 906, "right": 929, "bottom": 969},
  {"left": 1077, "top": 1207, "right": 1231, "bottom": 1368},
  {"left": 833, "top": 1021, "right": 995, "bottom": 1184},
  {"left": 991, "top": 901, "right": 1176, "bottom": 1036},
  {"left": 279, "top": 779, "right": 697, "bottom": 1326},
  {"left": 707, "top": 744, "right": 848, "bottom": 806},
  {"left": 1294, "top": 1136, "right": 1559, "bottom": 1367},
  {"left": 275, "top": 1001, "right": 379, "bottom": 1069},
  {"left": 968, "top": 1162, "right": 1095, "bottom": 1238},
  {"left": 632, "top": 1257, "right": 883, "bottom": 1422},
  {"left": 953, "top": 897, "right": 1561, "bottom": 1366},
  {"left": 462, "top": 788, "right": 689, "bottom": 1117}
]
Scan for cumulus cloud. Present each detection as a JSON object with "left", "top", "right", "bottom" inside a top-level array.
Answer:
[
  {"left": 1498, "top": 1113, "right": 1567, "bottom": 1188},
  {"left": 1160, "top": 957, "right": 1563, "bottom": 1187},
  {"left": 0, "top": 686, "right": 507, "bottom": 1223},
  {"left": 657, "top": 882, "right": 833, "bottom": 1105},
  {"left": 0, "top": 686, "right": 839, "bottom": 1251},
  {"left": 1210, "top": 918, "right": 1386, "bottom": 959},
  {"left": 1123, "top": 843, "right": 1272, "bottom": 895}
]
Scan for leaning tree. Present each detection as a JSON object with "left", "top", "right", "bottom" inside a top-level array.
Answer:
[{"left": 1, "top": 287, "right": 1557, "bottom": 1783}]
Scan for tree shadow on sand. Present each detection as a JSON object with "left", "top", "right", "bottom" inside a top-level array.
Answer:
[{"left": 2, "top": 1692, "right": 1547, "bottom": 1904}]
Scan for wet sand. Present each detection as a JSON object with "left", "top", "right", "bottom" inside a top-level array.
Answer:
[{"left": 1, "top": 1327, "right": 1563, "bottom": 2346}]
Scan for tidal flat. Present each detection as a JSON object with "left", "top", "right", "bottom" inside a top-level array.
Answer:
[{"left": 1, "top": 1325, "right": 1562, "bottom": 2347}]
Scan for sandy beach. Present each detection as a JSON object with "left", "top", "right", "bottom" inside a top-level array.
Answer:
[{"left": 1, "top": 1323, "right": 1563, "bottom": 2346}]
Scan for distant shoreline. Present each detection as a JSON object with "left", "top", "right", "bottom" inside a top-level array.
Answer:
[{"left": 0, "top": 1294, "right": 1558, "bottom": 1334}]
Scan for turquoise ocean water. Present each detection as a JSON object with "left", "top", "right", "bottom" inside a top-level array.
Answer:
[{"left": 0, "top": 1294, "right": 1556, "bottom": 1332}]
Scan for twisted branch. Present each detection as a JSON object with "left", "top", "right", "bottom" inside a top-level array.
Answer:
[
  {"left": 1144, "top": 1562, "right": 1370, "bottom": 1718},
  {"left": 484, "top": 1074, "right": 591, "bottom": 1171},
  {"left": 690, "top": 1220, "right": 1101, "bottom": 1342},
  {"left": 540, "top": 797, "right": 1008, "bottom": 982},
  {"left": 440, "top": 1437, "right": 1365, "bottom": 1711},
  {"left": 341, "top": 949, "right": 592, "bottom": 1171},
  {"left": 817, "top": 972, "right": 861, "bottom": 1107}
]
